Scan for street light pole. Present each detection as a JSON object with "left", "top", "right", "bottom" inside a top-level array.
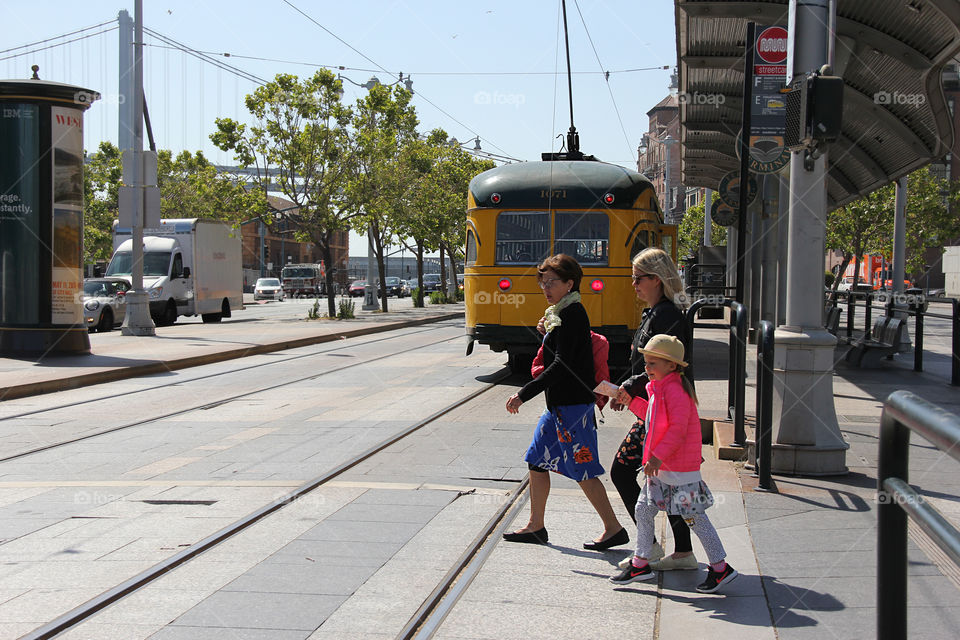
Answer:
[{"left": 121, "top": 0, "right": 156, "bottom": 336}]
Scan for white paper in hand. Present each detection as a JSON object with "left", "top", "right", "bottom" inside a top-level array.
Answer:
[{"left": 593, "top": 380, "right": 620, "bottom": 397}]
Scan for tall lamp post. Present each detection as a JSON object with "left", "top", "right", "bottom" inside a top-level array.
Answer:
[{"left": 339, "top": 73, "right": 412, "bottom": 311}]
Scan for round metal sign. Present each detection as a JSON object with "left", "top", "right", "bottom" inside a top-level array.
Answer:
[
  {"left": 717, "top": 171, "right": 758, "bottom": 208},
  {"left": 711, "top": 199, "right": 737, "bottom": 227}
]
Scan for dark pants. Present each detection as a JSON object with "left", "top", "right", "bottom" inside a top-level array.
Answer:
[{"left": 611, "top": 422, "right": 693, "bottom": 553}]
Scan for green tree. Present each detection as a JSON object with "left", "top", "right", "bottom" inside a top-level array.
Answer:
[
  {"left": 83, "top": 141, "right": 122, "bottom": 264},
  {"left": 900, "top": 169, "right": 960, "bottom": 278},
  {"left": 83, "top": 143, "right": 256, "bottom": 267},
  {"left": 211, "top": 69, "right": 354, "bottom": 318},
  {"left": 678, "top": 201, "right": 726, "bottom": 260},
  {"left": 157, "top": 149, "right": 259, "bottom": 223},
  {"left": 348, "top": 83, "right": 419, "bottom": 312},
  {"left": 825, "top": 184, "right": 890, "bottom": 293}
]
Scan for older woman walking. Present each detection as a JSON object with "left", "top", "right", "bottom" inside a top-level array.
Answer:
[
  {"left": 503, "top": 254, "right": 628, "bottom": 550},
  {"left": 610, "top": 247, "right": 697, "bottom": 570}
]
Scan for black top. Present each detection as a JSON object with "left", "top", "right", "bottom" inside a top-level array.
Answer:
[
  {"left": 518, "top": 302, "right": 596, "bottom": 409},
  {"left": 468, "top": 160, "right": 655, "bottom": 210},
  {"left": 619, "top": 297, "right": 693, "bottom": 400}
]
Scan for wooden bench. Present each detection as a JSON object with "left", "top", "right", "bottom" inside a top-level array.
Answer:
[{"left": 844, "top": 316, "right": 905, "bottom": 367}]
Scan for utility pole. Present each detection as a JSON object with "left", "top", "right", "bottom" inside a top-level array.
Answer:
[
  {"left": 120, "top": 0, "right": 156, "bottom": 336},
  {"left": 770, "top": 0, "right": 846, "bottom": 474}
]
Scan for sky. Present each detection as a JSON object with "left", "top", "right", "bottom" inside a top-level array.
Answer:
[{"left": 2, "top": 0, "right": 680, "bottom": 254}]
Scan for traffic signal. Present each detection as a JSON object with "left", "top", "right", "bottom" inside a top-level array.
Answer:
[{"left": 784, "top": 68, "right": 844, "bottom": 151}]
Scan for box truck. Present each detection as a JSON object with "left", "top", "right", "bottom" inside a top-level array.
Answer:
[{"left": 106, "top": 218, "right": 243, "bottom": 325}]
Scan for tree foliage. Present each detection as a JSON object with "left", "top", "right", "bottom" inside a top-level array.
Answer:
[
  {"left": 211, "top": 69, "right": 355, "bottom": 317},
  {"left": 677, "top": 201, "right": 727, "bottom": 259},
  {"left": 83, "top": 142, "right": 257, "bottom": 265},
  {"left": 825, "top": 166, "right": 960, "bottom": 285}
]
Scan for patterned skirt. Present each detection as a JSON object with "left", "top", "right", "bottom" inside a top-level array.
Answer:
[
  {"left": 524, "top": 403, "right": 606, "bottom": 481},
  {"left": 639, "top": 475, "right": 714, "bottom": 517}
]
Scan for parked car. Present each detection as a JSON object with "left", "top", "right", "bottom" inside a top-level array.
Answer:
[
  {"left": 253, "top": 277, "right": 285, "bottom": 301},
  {"left": 349, "top": 280, "right": 367, "bottom": 297},
  {"left": 421, "top": 273, "right": 442, "bottom": 293},
  {"left": 82, "top": 277, "right": 130, "bottom": 332},
  {"left": 382, "top": 276, "right": 405, "bottom": 297}
]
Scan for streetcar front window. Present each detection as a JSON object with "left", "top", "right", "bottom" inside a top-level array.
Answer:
[
  {"left": 555, "top": 213, "right": 609, "bottom": 266},
  {"left": 495, "top": 212, "right": 550, "bottom": 265}
]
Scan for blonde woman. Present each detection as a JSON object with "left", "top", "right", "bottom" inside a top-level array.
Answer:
[{"left": 609, "top": 248, "right": 696, "bottom": 571}]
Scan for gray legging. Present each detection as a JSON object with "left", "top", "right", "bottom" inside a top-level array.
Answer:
[{"left": 634, "top": 500, "right": 727, "bottom": 565}]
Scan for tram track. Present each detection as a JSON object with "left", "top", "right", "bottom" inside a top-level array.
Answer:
[
  {"left": 19, "top": 365, "right": 513, "bottom": 640},
  {"left": 0, "top": 322, "right": 454, "bottom": 422},
  {"left": 397, "top": 476, "right": 530, "bottom": 640},
  {"left": 0, "top": 323, "right": 464, "bottom": 464}
]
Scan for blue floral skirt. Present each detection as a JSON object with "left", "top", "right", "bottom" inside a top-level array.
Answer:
[
  {"left": 523, "top": 403, "right": 606, "bottom": 482},
  {"left": 639, "top": 476, "right": 714, "bottom": 517}
]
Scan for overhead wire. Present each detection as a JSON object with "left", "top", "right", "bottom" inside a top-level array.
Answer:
[
  {"left": 572, "top": 0, "right": 634, "bottom": 160},
  {"left": 136, "top": 42, "right": 666, "bottom": 77},
  {"left": 280, "top": 0, "right": 515, "bottom": 160},
  {"left": 142, "top": 26, "right": 267, "bottom": 86}
]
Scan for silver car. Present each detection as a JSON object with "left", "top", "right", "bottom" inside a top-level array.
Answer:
[
  {"left": 254, "top": 278, "right": 285, "bottom": 301},
  {"left": 83, "top": 278, "right": 130, "bottom": 332}
]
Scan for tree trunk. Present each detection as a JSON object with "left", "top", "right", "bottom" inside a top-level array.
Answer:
[
  {"left": 447, "top": 246, "right": 458, "bottom": 300},
  {"left": 439, "top": 245, "right": 447, "bottom": 300},
  {"left": 415, "top": 245, "right": 424, "bottom": 307},
  {"left": 319, "top": 239, "right": 336, "bottom": 318}
]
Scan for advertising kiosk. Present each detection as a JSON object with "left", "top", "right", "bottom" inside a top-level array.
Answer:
[{"left": 0, "top": 69, "right": 97, "bottom": 355}]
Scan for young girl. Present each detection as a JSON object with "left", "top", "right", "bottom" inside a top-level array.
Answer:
[{"left": 609, "top": 334, "right": 738, "bottom": 593}]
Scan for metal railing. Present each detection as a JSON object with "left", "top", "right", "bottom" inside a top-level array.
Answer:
[
  {"left": 686, "top": 298, "right": 747, "bottom": 446},
  {"left": 827, "top": 291, "right": 960, "bottom": 385},
  {"left": 877, "top": 390, "right": 960, "bottom": 640},
  {"left": 754, "top": 319, "right": 775, "bottom": 491}
]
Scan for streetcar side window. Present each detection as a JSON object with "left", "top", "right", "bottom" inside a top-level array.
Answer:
[
  {"left": 629, "top": 230, "right": 650, "bottom": 260},
  {"left": 495, "top": 212, "right": 550, "bottom": 265},
  {"left": 466, "top": 228, "right": 478, "bottom": 266},
  {"left": 555, "top": 213, "right": 609, "bottom": 266},
  {"left": 661, "top": 234, "right": 674, "bottom": 258}
]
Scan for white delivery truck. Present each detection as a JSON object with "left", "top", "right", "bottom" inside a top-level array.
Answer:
[{"left": 106, "top": 218, "right": 243, "bottom": 325}]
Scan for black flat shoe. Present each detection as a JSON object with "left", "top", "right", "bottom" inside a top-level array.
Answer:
[
  {"left": 583, "top": 527, "right": 629, "bottom": 551},
  {"left": 502, "top": 527, "right": 549, "bottom": 544}
]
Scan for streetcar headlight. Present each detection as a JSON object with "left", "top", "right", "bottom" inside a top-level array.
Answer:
[{"left": 590, "top": 279, "right": 604, "bottom": 292}]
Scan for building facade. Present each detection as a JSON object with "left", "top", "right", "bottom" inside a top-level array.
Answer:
[
  {"left": 637, "top": 91, "right": 684, "bottom": 225},
  {"left": 239, "top": 196, "right": 349, "bottom": 291}
]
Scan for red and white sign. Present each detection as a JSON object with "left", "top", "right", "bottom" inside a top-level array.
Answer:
[{"left": 756, "top": 26, "right": 788, "bottom": 65}]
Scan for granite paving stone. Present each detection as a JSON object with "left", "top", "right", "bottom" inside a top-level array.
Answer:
[{"left": 171, "top": 591, "right": 345, "bottom": 631}]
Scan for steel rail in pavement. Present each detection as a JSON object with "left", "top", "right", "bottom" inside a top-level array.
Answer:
[{"left": 21, "top": 366, "right": 512, "bottom": 640}]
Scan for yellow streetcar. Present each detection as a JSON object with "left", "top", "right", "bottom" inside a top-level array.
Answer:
[{"left": 464, "top": 158, "right": 677, "bottom": 374}]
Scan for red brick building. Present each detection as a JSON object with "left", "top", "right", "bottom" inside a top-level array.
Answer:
[{"left": 240, "top": 197, "right": 349, "bottom": 290}]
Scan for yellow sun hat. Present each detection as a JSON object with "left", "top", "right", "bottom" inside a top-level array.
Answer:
[{"left": 637, "top": 334, "right": 687, "bottom": 368}]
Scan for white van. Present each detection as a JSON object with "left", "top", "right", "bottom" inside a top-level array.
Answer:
[{"left": 107, "top": 219, "right": 243, "bottom": 325}]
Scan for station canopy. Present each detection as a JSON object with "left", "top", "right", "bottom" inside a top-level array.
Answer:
[{"left": 676, "top": 0, "right": 960, "bottom": 209}]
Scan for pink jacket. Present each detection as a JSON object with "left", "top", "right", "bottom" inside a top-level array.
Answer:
[{"left": 627, "top": 372, "right": 702, "bottom": 473}]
